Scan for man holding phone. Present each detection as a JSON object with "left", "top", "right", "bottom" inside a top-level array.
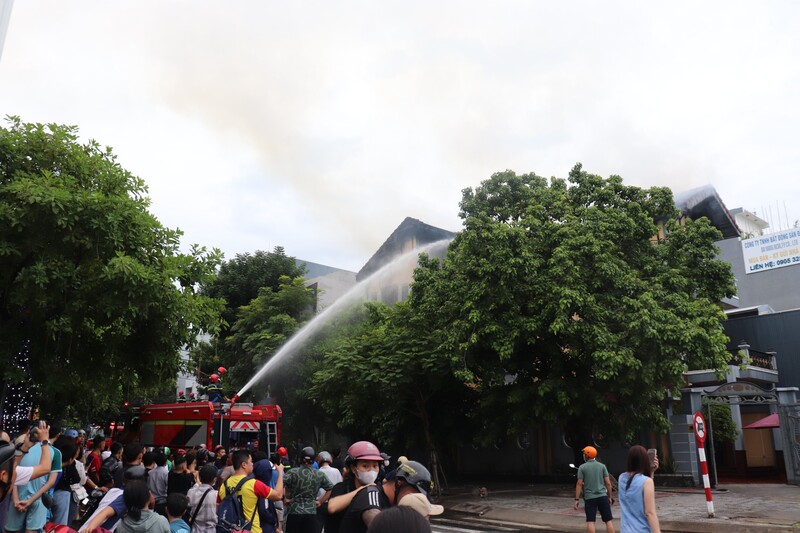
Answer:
[
  {"left": 0, "top": 423, "right": 54, "bottom": 531},
  {"left": 5, "top": 421, "right": 63, "bottom": 533}
]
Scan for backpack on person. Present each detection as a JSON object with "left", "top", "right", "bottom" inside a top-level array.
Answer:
[
  {"left": 217, "top": 475, "right": 257, "bottom": 533},
  {"left": 256, "top": 498, "right": 278, "bottom": 533}
]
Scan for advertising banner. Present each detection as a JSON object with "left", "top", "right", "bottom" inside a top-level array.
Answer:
[{"left": 741, "top": 227, "right": 800, "bottom": 274}]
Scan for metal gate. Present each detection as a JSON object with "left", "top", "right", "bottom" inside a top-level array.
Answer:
[
  {"left": 778, "top": 403, "right": 800, "bottom": 485},
  {"left": 701, "top": 382, "right": 778, "bottom": 485}
]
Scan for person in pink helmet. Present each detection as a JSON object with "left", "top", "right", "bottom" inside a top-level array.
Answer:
[{"left": 325, "top": 441, "right": 389, "bottom": 533}]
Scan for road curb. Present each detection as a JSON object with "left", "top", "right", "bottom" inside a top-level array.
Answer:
[{"left": 448, "top": 502, "right": 800, "bottom": 533}]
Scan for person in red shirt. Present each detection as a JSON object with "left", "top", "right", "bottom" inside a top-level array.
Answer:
[
  {"left": 85, "top": 435, "right": 106, "bottom": 485},
  {"left": 218, "top": 450, "right": 284, "bottom": 533}
]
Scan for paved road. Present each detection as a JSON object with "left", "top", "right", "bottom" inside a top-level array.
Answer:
[
  {"left": 441, "top": 482, "right": 800, "bottom": 532},
  {"left": 432, "top": 510, "right": 560, "bottom": 532}
]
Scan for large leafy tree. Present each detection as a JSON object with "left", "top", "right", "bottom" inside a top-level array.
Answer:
[
  {"left": 203, "top": 247, "right": 305, "bottom": 333},
  {"left": 309, "top": 300, "right": 473, "bottom": 485},
  {"left": 223, "top": 275, "right": 314, "bottom": 395},
  {"left": 410, "top": 164, "right": 735, "bottom": 444},
  {"left": 0, "top": 117, "right": 224, "bottom": 421},
  {"left": 192, "top": 248, "right": 306, "bottom": 395}
]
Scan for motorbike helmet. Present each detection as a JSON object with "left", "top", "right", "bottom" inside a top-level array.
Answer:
[
  {"left": 393, "top": 460, "right": 432, "bottom": 496},
  {"left": 209, "top": 374, "right": 220, "bottom": 383},
  {"left": 65, "top": 429, "right": 79, "bottom": 439},
  {"left": 346, "top": 441, "right": 383, "bottom": 464},
  {"left": 301, "top": 446, "right": 315, "bottom": 463},
  {"left": 277, "top": 446, "right": 288, "bottom": 458},
  {"left": 317, "top": 451, "right": 332, "bottom": 465},
  {"left": 0, "top": 441, "right": 14, "bottom": 467}
]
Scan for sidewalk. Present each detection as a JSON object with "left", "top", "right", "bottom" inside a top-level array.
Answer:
[{"left": 440, "top": 482, "right": 800, "bottom": 532}]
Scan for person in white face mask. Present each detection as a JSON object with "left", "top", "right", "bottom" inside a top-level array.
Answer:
[{"left": 325, "top": 441, "right": 389, "bottom": 533}]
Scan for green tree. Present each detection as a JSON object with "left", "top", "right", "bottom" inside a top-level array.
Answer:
[
  {"left": 707, "top": 402, "right": 740, "bottom": 444},
  {"left": 0, "top": 117, "right": 224, "bottom": 421},
  {"left": 409, "top": 164, "right": 736, "bottom": 444},
  {"left": 223, "top": 275, "right": 315, "bottom": 398},
  {"left": 309, "top": 300, "right": 473, "bottom": 487},
  {"left": 203, "top": 247, "right": 305, "bottom": 333}
]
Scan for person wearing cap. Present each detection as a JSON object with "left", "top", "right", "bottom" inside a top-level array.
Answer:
[
  {"left": 283, "top": 446, "right": 333, "bottom": 533},
  {"left": 574, "top": 445, "right": 615, "bottom": 533},
  {"left": 398, "top": 492, "right": 443, "bottom": 520},
  {"left": 326, "top": 441, "right": 390, "bottom": 533},
  {"left": 276, "top": 446, "right": 290, "bottom": 467},
  {"left": 86, "top": 435, "right": 106, "bottom": 486}
]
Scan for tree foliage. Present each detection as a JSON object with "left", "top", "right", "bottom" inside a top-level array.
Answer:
[
  {"left": 203, "top": 248, "right": 305, "bottom": 332},
  {"left": 309, "top": 300, "right": 473, "bottom": 462},
  {"left": 223, "top": 275, "right": 314, "bottom": 395},
  {"left": 0, "top": 117, "right": 225, "bottom": 420},
  {"left": 192, "top": 248, "right": 307, "bottom": 399},
  {"left": 707, "top": 402, "right": 740, "bottom": 444},
  {"left": 409, "top": 164, "right": 736, "bottom": 443}
]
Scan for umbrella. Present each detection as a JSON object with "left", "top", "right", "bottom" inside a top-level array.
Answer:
[{"left": 743, "top": 413, "right": 780, "bottom": 429}]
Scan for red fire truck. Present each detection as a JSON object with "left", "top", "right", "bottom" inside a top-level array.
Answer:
[{"left": 132, "top": 401, "right": 281, "bottom": 454}]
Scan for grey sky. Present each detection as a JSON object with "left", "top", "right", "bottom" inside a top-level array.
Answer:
[{"left": 2, "top": 1, "right": 799, "bottom": 271}]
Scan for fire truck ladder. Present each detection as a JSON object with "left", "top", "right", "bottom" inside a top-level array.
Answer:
[{"left": 266, "top": 421, "right": 278, "bottom": 455}]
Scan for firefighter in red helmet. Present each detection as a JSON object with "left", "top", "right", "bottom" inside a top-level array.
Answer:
[{"left": 206, "top": 373, "right": 228, "bottom": 403}]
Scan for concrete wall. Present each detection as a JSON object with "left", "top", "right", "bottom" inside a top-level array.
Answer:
[{"left": 717, "top": 237, "right": 800, "bottom": 312}]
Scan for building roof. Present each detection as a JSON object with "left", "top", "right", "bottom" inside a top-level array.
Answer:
[
  {"left": 673, "top": 185, "right": 741, "bottom": 239},
  {"left": 296, "top": 259, "right": 355, "bottom": 279},
  {"left": 356, "top": 217, "right": 456, "bottom": 281}
]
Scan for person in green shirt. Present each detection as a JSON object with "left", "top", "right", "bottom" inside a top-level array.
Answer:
[
  {"left": 574, "top": 446, "right": 615, "bottom": 533},
  {"left": 283, "top": 446, "right": 333, "bottom": 533}
]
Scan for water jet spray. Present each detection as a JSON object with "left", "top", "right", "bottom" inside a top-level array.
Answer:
[{"left": 233, "top": 238, "right": 452, "bottom": 399}]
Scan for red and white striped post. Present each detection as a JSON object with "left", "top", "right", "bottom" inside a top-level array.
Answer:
[{"left": 693, "top": 411, "right": 715, "bottom": 517}]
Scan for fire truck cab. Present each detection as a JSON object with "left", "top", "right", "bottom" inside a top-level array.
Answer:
[{"left": 136, "top": 401, "right": 281, "bottom": 454}]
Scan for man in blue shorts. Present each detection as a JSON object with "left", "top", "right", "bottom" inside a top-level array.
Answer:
[{"left": 574, "top": 446, "right": 615, "bottom": 533}]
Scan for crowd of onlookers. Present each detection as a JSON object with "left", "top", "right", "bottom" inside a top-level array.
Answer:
[{"left": 0, "top": 421, "right": 441, "bottom": 533}]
